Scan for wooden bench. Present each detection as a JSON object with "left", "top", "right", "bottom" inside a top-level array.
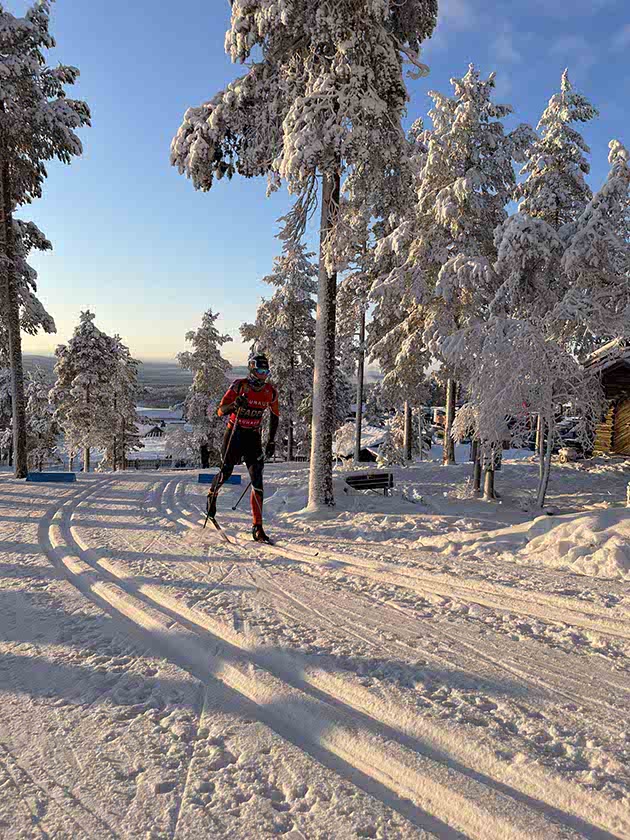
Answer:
[
  {"left": 26, "top": 472, "right": 76, "bottom": 483},
  {"left": 198, "top": 474, "right": 242, "bottom": 485},
  {"left": 344, "top": 471, "right": 394, "bottom": 497}
]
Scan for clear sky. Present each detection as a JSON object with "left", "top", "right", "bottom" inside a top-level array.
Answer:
[{"left": 15, "top": 0, "right": 630, "bottom": 364}]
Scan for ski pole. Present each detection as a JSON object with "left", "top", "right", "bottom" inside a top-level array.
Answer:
[
  {"left": 204, "top": 408, "right": 241, "bottom": 528},
  {"left": 232, "top": 452, "right": 266, "bottom": 512},
  {"left": 231, "top": 481, "right": 251, "bottom": 512}
]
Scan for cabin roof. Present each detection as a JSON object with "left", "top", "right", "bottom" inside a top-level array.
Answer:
[{"left": 583, "top": 339, "right": 630, "bottom": 374}]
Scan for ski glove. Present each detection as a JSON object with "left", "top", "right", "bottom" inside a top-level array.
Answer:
[
  {"left": 265, "top": 441, "right": 276, "bottom": 459},
  {"left": 234, "top": 394, "right": 249, "bottom": 410}
]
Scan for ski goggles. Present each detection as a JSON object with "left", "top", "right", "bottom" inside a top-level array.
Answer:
[{"left": 253, "top": 366, "right": 270, "bottom": 375}]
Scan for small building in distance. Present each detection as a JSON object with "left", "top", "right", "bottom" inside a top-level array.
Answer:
[{"left": 585, "top": 340, "right": 630, "bottom": 456}]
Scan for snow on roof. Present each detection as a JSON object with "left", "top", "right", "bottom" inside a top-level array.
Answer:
[
  {"left": 583, "top": 339, "right": 630, "bottom": 373},
  {"left": 137, "top": 423, "right": 165, "bottom": 437},
  {"left": 130, "top": 437, "right": 170, "bottom": 460},
  {"left": 333, "top": 422, "right": 387, "bottom": 458}
]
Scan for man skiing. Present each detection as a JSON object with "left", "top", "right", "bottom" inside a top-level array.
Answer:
[{"left": 207, "top": 352, "right": 279, "bottom": 543}]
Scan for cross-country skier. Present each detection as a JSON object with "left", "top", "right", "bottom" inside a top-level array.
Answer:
[{"left": 207, "top": 352, "right": 279, "bottom": 543}]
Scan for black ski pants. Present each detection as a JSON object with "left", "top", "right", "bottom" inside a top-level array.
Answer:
[{"left": 210, "top": 426, "right": 265, "bottom": 524}]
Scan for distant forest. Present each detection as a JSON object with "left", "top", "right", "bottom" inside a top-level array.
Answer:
[{"left": 24, "top": 356, "right": 381, "bottom": 409}]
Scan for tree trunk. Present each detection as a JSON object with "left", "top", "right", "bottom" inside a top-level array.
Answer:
[
  {"left": 200, "top": 443, "right": 210, "bottom": 469},
  {"left": 308, "top": 168, "right": 340, "bottom": 509},
  {"left": 354, "top": 307, "right": 366, "bottom": 464},
  {"left": 287, "top": 418, "right": 294, "bottom": 463},
  {"left": 288, "top": 317, "right": 295, "bottom": 462},
  {"left": 122, "top": 418, "right": 126, "bottom": 470},
  {"left": 472, "top": 441, "right": 482, "bottom": 493},
  {"left": 483, "top": 467, "right": 496, "bottom": 501},
  {"left": 537, "top": 423, "right": 554, "bottom": 508},
  {"left": 84, "top": 383, "right": 90, "bottom": 472},
  {"left": 0, "top": 153, "right": 28, "bottom": 478},
  {"left": 112, "top": 435, "right": 118, "bottom": 472},
  {"left": 537, "top": 416, "right": 545, "bottom": 483},
  {"left": 403, "top": 400, "right": 412, "bottom": 462},
  {"left": 443, "top": 378, "right": 456, "bottom": 465}
]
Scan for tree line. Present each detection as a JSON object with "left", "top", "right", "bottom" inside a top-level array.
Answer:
[{"left": 172, "top": 2, "right": 629, "bottom": 510}]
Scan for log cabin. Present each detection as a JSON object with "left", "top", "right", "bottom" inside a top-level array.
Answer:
[{"left": 585, "top": 340, "right": 630, "bottom": 456}]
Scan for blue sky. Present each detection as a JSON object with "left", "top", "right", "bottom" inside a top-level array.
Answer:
[{"left": 16, "top": 0, "right": 630, "bottom": 364}]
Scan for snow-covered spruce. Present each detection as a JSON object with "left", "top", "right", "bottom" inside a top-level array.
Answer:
[
  {"left": 171, "top": 0, "right": 438, "bottom": 509},
  {"left": 100, "top": 337, "right": 142, "bottom": 471},
  {"left": 50, "top": 312, "right": 131, "bottom": 473},
  {"left": 517, "top": 70, "right": 598, "bottom": 231},
  {"left": 177, "top": 309, "right": 232, "bottom": 468},
  {"left": 559, "top": 139, "right": 630, "bottom": 344},
  {"left": 491, "top": 71, "right": 598, "bottom": 321},
  {"left": 0, "top": 1, "right": 90, "bottom": 477},
  {"left": 372, "top": 66, "right": 535, "bottom": 475},
  {"left": 241, "top": 242, "right": 317, "bottom": 461}
]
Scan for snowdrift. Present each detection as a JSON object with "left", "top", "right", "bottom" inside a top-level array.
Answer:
[
  {"left": 520, "top": 509, "right": 630, "bottom": 579},
  {"left": 419, "top": 508, "right": 630, "bottom": 580}
]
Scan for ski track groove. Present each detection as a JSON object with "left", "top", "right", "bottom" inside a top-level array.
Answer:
[
  {"left": 26, "top": 474, "right": 629, "bottom": 839},
  {"left": 62, "top": 476, "right": 628, "bottom": 840},
  {"left": 172, "top": 485, "right": 630, "bottom": 672},
  {"left": 38, "top": 484, "right": 483, "bottom": 839},
  {"left": 177, "top": 487, "right": 630, "bottom": 643},
  {"left": 104, "top": 487, "right": 630, "bottom": 734},
  {"left": 155, "top": 479, "right": 630, "bottom": 729}
]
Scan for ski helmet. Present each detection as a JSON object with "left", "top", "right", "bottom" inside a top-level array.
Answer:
[{"left": 248, "top": 352, "right": 270, "bottom": 380}]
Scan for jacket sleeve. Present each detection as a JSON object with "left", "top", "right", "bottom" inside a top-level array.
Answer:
[
  {"left": 217, "top": 382, "right": 240, "bottom": 417},
  {"left": 269, "top": 386, "right": 280, "bottom": 417}
]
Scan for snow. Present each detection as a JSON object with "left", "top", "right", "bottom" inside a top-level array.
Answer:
[{"left": 2, "top": 453, "right": 629, "bottom": 838}]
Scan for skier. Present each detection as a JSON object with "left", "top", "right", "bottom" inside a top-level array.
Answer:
[{"left": 207, "top": 352, "right": 279, "bottom": 543}]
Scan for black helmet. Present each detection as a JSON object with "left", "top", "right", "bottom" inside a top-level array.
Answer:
[{"left": 248, "top": 352, "right": 270, "bottom": 378}]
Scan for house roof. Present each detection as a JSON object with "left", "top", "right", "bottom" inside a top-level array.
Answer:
[{"left": 583, "top": 339, "right": 630, "bottom": 373}]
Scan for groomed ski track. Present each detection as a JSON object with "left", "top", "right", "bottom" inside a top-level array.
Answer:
[{"left": 19, "top": 471, "right": 630, "bottom": 838}]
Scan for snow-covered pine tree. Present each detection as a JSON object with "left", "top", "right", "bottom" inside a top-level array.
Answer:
[
  {"left": 374, "top": 68, "right": 534, "bottom": 471},
  {"left": 518, "top": 70, "right": 598, "bottom": 231},
  {"left": 486, "top": 73, "right": 599, "bottom": 477},
  {"left": 241, "top": 242, "right": 316, "bottom": 460},
  {"left": 424, "top": 68, "right": 534, "bottom": 476},
  {"left": 50, "top": 312, "right": 119, "bottom": 473},
  {"left": 177, "top": 310, "right": 232, "bottom": 467},
  {"left": 171, "top": 0, "right": 438, "bottom": 509},
  {"left": 0, "top": 2, "right": 90, "bottom": 477},
  {"left": 24, "top": 367, "right": 58, "bottom": 471},
  {"left": 100, "top": 337, "right": 141, "bottom": 471},
  {"left": 492, "top": 71, "right": 598, "bottom": 320},
  {"left": 560, "top": 140, "right": 630, "bottom": 344}
]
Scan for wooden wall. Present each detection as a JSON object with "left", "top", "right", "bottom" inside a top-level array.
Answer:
[
  {"left": 614, "top": 398, "right": 630, "bottom": 455},
  {"left": 593, "top": 361, "right": 630, "bottom": 455}
]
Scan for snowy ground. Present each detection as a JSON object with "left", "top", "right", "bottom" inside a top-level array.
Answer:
[{"left": 1, "top": 453, "right": 629, "bottom": 838}]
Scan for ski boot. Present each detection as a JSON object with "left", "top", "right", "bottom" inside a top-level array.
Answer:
[{"left": 252, "top": 524, "right": 272, "bottom": 544}]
